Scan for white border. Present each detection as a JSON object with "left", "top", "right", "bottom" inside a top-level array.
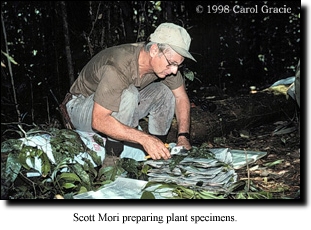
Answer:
[{"left": 1, "top": 1, "right": 309, "bottom": 229}]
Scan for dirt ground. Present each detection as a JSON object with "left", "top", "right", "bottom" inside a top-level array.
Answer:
[{"left": 205, "top": 120, "right": 301, "bottom": 199}]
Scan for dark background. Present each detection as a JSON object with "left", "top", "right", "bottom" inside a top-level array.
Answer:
[{"left": 1, "top": 1, "right": 301, "bottom": 137}]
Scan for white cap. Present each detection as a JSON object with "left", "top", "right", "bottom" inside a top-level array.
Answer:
[{"left": 149, "top": 22, "right": 196, "bottom": 62}]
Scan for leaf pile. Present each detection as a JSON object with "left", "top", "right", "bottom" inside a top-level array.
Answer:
[{"left": 1, "top": 128, "right": 122, "bottom": 199}]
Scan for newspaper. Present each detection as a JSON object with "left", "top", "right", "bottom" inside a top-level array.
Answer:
[
  {"left": 73, "top": 177, "right": 172, "bottom": 199},
  {"left": 230, "top": 149, "right": 267, "bottom": 169},
  {"left": 74, "top": 148, "right": 267, "bottom": 199}
]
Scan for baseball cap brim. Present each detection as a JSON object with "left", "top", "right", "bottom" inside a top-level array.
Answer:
[{"left": 169, "top": 44, "right": 197, "bottom": 62}]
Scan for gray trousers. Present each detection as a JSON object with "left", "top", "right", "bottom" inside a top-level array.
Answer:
[{"left": 66, "top": 82, "right": 175, "bottom": 137}]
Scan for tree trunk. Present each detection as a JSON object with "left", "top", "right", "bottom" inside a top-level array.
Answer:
[{"left": 60, "top": 1, "right": 75, "bottom": 86}]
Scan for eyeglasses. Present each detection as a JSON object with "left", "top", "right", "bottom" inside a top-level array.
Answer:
[{"left": 161, "top": 50, "right": 183, "bottom": 69}]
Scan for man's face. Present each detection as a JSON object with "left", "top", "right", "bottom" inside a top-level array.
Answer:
[{"left": 152, "top": 46, "right": 184, "bottom": 78}]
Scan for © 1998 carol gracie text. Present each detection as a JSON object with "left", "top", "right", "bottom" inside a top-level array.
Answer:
[{"left": 198, "top": 4, "right": 292, "bottom": 14}]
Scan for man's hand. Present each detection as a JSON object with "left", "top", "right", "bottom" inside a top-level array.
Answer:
[
  {"left": 177, "top": 135, "right": 191, "bottom": 150},
  {"left": 142, "top": 135, "right": 171, "bottom": 160}
]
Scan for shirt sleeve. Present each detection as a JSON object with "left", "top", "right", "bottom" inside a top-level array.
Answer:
[
  {"left": 161, "top": 71, "right": 185, "bottom": 90},
  {"left": 94, "top": 65, "right": 131, "bottom": 112}
]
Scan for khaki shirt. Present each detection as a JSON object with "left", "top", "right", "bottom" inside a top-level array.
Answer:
[{"left": 70, "top": 42, "right": 184, "bottom": 112}]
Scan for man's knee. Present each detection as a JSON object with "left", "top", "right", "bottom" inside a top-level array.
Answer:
[
  {"left": 160, "top": 84, "right": 175, "bottom": 105},
  {"left": 116, "top": 84, "right": 140, "bottom": 112},
  {"left": 111, "top": 84, "right": 140, "bottom": 127}
]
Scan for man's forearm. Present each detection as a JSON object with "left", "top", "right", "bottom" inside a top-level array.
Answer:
[
  {"left": 175, "top": 97, "right": 191, "bottom": 134},
  {"left": 94, "top": 114, "right": 149, "bottom": 144}
]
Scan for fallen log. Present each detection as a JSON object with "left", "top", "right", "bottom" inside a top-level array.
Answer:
[{"left": 163, "top": 91, "right": 297, "bottom": 144}]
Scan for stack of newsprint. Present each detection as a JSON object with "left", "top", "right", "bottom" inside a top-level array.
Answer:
[{"left": 74, "top": 147, "right": 266, "bottom": 199}]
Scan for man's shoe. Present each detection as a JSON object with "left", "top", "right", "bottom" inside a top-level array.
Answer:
[
  {"left": 105, "top": 139, "right": 124, "bottom": 157},
  {"left": 102, "top": 139, "right": 124, "bottom": 167}
]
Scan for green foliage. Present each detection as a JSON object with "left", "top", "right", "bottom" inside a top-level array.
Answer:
[
  {"left": 50, "top": 129, "right": 102, "bottom": 166},
  {"left": 0, "top": 128, "right": 124, "bottom": 199},
  {"left": 121, "top": 158, "right": 150, "bottom": 180},
  {"left": 1, "top": 139, "right": 23, "bottom": 186},
  {"left": 188, "top": 144, "right": 215, "bottom": 159},
  {"left": 18, "top": 146, "right": 51, "bottom": 177},
  {"left": 98, "top": 164, "right": 124, "bottom": 182}
]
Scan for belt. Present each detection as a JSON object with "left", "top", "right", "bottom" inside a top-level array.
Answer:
[{"left": 59, "top": 93, "right": 75, "bottom": 129}]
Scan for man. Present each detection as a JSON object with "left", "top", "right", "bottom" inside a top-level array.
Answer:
[{"left": 63, "top": 22, "right": 196, "bottom": 163}]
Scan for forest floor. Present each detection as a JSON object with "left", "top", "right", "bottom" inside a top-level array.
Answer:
[
  {"left": 184, "top": 86, "right": 301, "bottom": 199},
  {"left": 183, "top": 88, "right": 301, "bottom": 199},
  {"left": 1, "top": 86, "right": 302, "bottom": 200},
  {"left": 189, "top": 113, "right": 301, "bottom": 199}
]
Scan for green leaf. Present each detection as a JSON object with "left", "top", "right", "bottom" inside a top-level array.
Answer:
[
  {"left": 82, "top": 158, "right": 98, "bottom": 179},
  {"left": 155, "top": 1, "right": 161, "bottom": 6},
  {"left": 57, "top": 172, "right": 81, "bottom": 182},
  {"left": 71, "top": 163, "right": 92, "bottom": 190},
  {"left": 62, "top": 182, "right": 77, "bottom": 189},
  {"left": 198, "top": 191, "right": 224, "bottom": 199},
  {"left": 263, "top": 159, "right": 284, "bottom": 167},
  {"left": 40, "top": 150, "right": 51, "bottom": 177},
  {"left": 1, "top": 139, "right": 23, "bottom": 153},
  {"left": 18, "top": 147, "right": 32, "bottom": 170},
  {"left": 121, "top": 158, "right": 140, "bottom": 177},
  {"left": 103, "top": 166, "right": 124, "bottom": 181},
  {"left": 141, "top": 164, "right": 150, "bottom": 174},
  {"left": 183, "top": 69, "right": 195, "bottom": 81},
  {"left": 140, "top": 191, "right": 155, "bottom": 199},
  {"left": 78, "top": 186, "right": 88, "bottom": 194},
  {"left": 4, "top": 152, "right": 22, "bottom": 184},
  {"left": 1, "top": 50, "right": 18, "bottom": 65},
  {"left": 235, "top": 192, "right": 247, "bottom": 199}
]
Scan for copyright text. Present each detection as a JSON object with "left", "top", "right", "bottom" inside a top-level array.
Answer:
[{"left": 196, "top": 4, "right": 292, "bottom": 14}]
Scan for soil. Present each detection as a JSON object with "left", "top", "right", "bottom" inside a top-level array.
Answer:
[
  {"left": 232, "top": 123, "right": 301, "bottom": 199},
  {"left": 193, "top": 117, "right": 301, "bottom": 199}
]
